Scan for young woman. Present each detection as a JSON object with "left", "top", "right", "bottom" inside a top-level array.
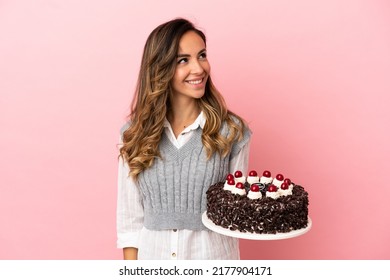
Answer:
[{"left": 117, "top": 18, "right": 251, "bottom": 260}]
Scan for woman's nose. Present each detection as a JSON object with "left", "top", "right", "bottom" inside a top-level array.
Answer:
[{"left": 190, "top": 59, "right": 205, "bottom": 74}]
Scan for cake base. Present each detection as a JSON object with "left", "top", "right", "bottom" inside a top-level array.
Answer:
[{"left": 202, "top": 212, "right": 312, "bottom": 240}]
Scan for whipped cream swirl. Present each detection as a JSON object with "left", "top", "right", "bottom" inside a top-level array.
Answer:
[{"left": 247, "top": 191, "right": 262, "bottom": 200}]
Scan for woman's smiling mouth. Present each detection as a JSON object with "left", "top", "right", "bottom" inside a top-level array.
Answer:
[{"left": 185, "top": 77, "right": 206, "bottom": 86}]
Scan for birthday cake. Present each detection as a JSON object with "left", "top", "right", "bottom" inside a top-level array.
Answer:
[{"left": 206, "top": 170, "right": 309, "bottom": 234}]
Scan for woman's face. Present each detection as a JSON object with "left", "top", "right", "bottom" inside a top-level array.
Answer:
[{"left": 171, "top": 31, "right": 210, "bottom": 102}]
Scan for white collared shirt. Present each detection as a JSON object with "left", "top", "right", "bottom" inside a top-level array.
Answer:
[{"left": 117, "top": 112, "right": 251, "bottom": 259}]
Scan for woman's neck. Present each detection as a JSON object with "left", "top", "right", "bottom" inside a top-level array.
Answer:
[{"left": 167, "top": 98, "right": 201, "bottom": 138}]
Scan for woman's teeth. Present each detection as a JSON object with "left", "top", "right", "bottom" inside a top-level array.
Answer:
[{"left": 187, "top": 79, "right": 202, "bottom": 85}]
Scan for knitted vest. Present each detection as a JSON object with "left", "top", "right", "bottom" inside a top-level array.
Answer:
[{"left": 136, "top": 124, "right": 250, "bottom": 230}]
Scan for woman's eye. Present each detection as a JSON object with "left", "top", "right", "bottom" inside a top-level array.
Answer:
[
  {"left": 177, "top": 58, "right": 188, "bottom": 64},
  {"left": 199, "top": 52, "right": 207, "bottom": 59}
]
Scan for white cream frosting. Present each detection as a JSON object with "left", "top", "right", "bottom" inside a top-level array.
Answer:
[
  {"left": 278, "top": 188, "right": 293, "bottom": 196},
  {"left": 231, "top": 187, "right": 246, "bottom": 196},
  {"left": 223, "top": 181, "right": 235, "bottom": 191},
  {"left": 272, "top": 178, "right": 283, "bottom": 188},
  {"left": 247, "top": 191, "right": 262, "bottom": 200},
  {"left": 260, "top": 176, "right": 273, "bottom": 184},
  {"left": 247, "top": 176, "right": 260, "bottom": 185},
  {"left": 266, "top": 191, "right": 281, "bottom": 199},
  {"left": 234, "top": 176, "right": 246, "bottom": 184}
]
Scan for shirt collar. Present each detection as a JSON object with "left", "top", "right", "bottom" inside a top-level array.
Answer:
[{"left": 163, "top": 111, "right": 206, "bottom": 131}]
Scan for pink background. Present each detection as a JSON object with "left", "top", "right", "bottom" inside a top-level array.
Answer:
[{"left": 1, "top": 0, "right": 389, "bottom": 260}]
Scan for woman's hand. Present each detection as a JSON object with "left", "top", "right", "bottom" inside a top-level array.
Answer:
[{"left": 123, "top": 247, "right": 138, "bottom": 260}]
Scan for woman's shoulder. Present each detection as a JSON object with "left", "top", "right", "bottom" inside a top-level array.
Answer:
[
  {"left": 119, "top": 121, "right": 131, "bottom": 140},
  {"left": 222, "top": 112, "right": 251, "bottom": 134},
  {"left": 120, "top": 122, "right": 130, "bottom": 133}
]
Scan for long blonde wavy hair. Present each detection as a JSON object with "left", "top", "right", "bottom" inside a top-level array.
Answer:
[{"left": 120, "top": 18, "right": 247, "bottom": 179}]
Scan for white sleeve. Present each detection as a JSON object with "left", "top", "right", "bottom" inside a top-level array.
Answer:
[
  {"left": 116, "top": 146, "right": 144, "bottom": 249},
  {"left": 229, "top": 138, "right": 251, "bottom": 176}
]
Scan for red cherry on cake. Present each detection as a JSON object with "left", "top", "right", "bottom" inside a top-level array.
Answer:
[
  {"left": 262, "top": 170, "right": 271, "bottom": 177},
  {"left": 236, "top": 182, "right": 245, "bottom": 189},
  {"left": 276, "top": 174, "right": 284, "bottom": 181},
  {"left": 249, "top": 170, "right": 258, "bottom": 177},
  {"left": 284, "top": 178, "right": 291, "bottom": 185},
  {"left": 250, "top": 184, "right": 260, "bottom": 192},
  {"left": 281, "top": 183, "right": 289, "bottom": 190},
  {"left": 268, "top": 184, "right": 277, "bottom": 192},
  {"left": 234, "top": 170, "right": 243, "bottom": 178},
  {"left": 226, "top": 173, "right": 234, "bottom": 181},
  {"left": 227, "top": 179, "right": 235, "bottom": 185}
]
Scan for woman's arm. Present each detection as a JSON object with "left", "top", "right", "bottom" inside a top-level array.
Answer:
[
  {"left": 229, "top": 138, "right": 251, "bottom": 174},
  {"left": 117, "top": 138, "right": 144, "bottom": 259}
]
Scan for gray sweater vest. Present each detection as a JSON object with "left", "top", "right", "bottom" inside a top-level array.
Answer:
[{"left": 131, "top": 122, "right": 251, "bottom": 230}]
